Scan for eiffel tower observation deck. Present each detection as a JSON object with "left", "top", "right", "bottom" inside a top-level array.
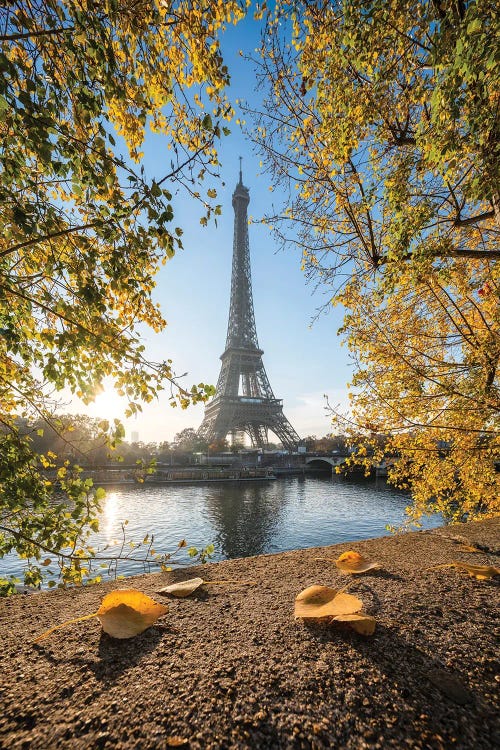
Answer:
[{"left": 198, "top": 162, "right": 300, "bottom": 450}]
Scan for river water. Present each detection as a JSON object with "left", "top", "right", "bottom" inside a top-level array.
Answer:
[{"left": 1, "top": 475, "right": 443, "bottom": 584}]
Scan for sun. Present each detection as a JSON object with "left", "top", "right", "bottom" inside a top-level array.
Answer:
[{"left": 77, "top": 379, "right": 130, "bottom": 426}]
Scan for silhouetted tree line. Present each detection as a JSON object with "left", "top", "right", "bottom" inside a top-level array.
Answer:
[{"left": 4, "top": 416, "right": 377, "bottom": 465}]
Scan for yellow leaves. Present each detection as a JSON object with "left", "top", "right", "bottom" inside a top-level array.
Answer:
[
  {"left": 34, "top": 589, "right": 168, "bottom": 643},
  {"left": 455, "top": 563, "right": 499, "bottom": 581},
  {"left": 332, "top": 613, "right": 377, "bottom": 636},
  {"left": 83, "top": 0, "right": 245, "bottom": 157},
  {"left": 253, "top": 2, "right": 268, "bottom": 21},
  {"left": 296, "top": 537, "right": 496, "bottom": 640},
  {"left": 315, "top": 550, "right": 381, "bottom": 574},
  {"left": 336, "top": 258, "right": 500, "bottom": 524},
  {"left": 432, "top": 562, "right": 500, "bottom": 581},
  {"left": 294, "top": 585, "right": 376, "bottom": 636},
  {"left": 35, "top": 577, "right": 257, "bottom": 642},
  {"left": 335, "top": 550, "right": 381, "bottom": 574},
  {"left": 96, "top": 590, "right": 168, "bottom": 639},
  {"left": 39, "top": 454, "right": 56, "bottom": 469},
  {"left": 256, "top": 0, "right": 500, "bottom": 520},
  {"left": 294, "top": 585, "right": 363, "bottom": 620}
]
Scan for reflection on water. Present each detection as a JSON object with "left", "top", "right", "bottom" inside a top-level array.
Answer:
[
  {"left": 204, "top": 482, "right": 287, "bottom": 558},
  {"left": 0, "top": 475, "right": 442, "bottom": 581},
  {"left": 103, "top": 491, "right": 119, "bottom": 545}
]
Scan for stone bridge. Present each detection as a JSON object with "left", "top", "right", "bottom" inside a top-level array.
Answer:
[
  {"left": 304, "top": 455, "right": 347, "bottom": 470},
  {"left": 305, "top": 454, "right": 394, "bottom": 477}
]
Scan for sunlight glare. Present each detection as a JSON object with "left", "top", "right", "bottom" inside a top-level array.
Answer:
[
  {"left": 103, "top": 492, "right": 119, "bottom": 545},
  {"left": 85, "top": 385, "right": 128, "bottom": 425}
]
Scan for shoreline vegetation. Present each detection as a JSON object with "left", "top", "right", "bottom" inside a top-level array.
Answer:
[{"left": 1, "top": 517, "right": 498, "bottom": 748}]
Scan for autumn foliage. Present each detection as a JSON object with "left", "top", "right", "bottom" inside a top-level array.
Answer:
[
  {"left": 248, "top": 0, "right": 499, "bottom": 522},
  {"left": 1, "top": 1, "right": 499, "bottom": 593},
  {"left": 0, "top": 0, "right": 246, "bottom": 591}
]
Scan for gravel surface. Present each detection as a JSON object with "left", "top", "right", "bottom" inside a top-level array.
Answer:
[{"left": 0, "top": 518, "right": 498, "bottom": 749}]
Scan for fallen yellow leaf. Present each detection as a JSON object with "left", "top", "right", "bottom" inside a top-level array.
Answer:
[
  {"left": 335, "top": 550, "right": 381, "bottom": 574},
  {"left": 166, "top": 737, "right": 189, "bottom": 748},
  {"left": 456, "top": 545, "right": 481, "bottom": 553},
  {"left": 294, "top": 584, "right": 363, "bottom": 620},
  {"left": 34, "top": 589, "right": 168, "bottom": 642},
  {"left": 332, "top": 613, "right": 376, "bottom": 636},
  {"left": 451, "top": 562, "right": 500, "bottom": 580},
  {"left": 429, "top": 562, "right": 500, "bottom": 581},
  {"left": 97, "top": 590, "right": 168, "bottom": 638}
]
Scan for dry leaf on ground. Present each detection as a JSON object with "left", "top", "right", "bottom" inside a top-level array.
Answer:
[
  {"left": 455, "top": 545, "right": 482, "bottom": 553},
  {"left": 34, "top": 589, "right": 168, "bottom": 642},
  {"left": 294, "top": 584, "right": 363, "bottom": 620},
  {"left": 449, "top": 562, "right": 499, "bottom": 580},
  {"left": 97, "top": 590, "right": 168, "bottom": 638},
  {"left": 430, "top": 562, "right": 500, "bottom": 580},
  {"left": 166, "top": 736, "right": 189, "bottom": 747},
  {"left": 335, "top": 550, "right": 381, "bottom": 574},
  {"left": 294, "top": 585, "right": 376, "bottom": 635},
  {"left": 157, "top": 578, "right": 205, "bottom": 598},
  {"left": 157, "top": 578, "right": 256, "bottom": 598},
  {"left": 332, "top": 613, "right": 377, "bottom": 636}
]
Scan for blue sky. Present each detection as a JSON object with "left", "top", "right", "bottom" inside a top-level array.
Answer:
[{"left": 74, "top": 11, "right": 353, "bottom": 443}]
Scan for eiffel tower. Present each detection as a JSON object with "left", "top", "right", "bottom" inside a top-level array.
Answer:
[{"left": 198, "top": 162, "right": 300, "bottom": 450}]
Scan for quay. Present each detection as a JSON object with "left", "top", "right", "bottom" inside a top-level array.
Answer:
[
  {"left": 1, "top": 517, "right": 498, "bottom": 748},
  {"left": 44, "top": 451, "right": 394, "bottom": 486}
]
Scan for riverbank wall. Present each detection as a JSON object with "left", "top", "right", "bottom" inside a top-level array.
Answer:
[{"left": 1, "top": 517, "right": 498, "bottom": 749}]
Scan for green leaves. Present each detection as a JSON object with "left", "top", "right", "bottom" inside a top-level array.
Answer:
[
  {"left": 0, "top": 95, "right": 8, "bottom": 117},
  {"left": 150, "top": 181, "right": 162, "bottom": 198},
  {"left": 0, "top": 0, "right": 247, "bottom": 591},
  {"left": 467, "top": 19, "right": 482, "bottom": 35},
  {"left": 0, "top": 0, "right": 241, "bottom": 427},
  {"left": 0, "top": 430, "right": 102, "bottom": 590}
]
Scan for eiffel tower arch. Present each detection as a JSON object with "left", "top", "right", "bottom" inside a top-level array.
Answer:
[{"left": 198, "top": 164, "right": 300, "bottom": 451}]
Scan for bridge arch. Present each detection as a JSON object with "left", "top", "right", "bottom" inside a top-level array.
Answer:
[{"left": 305, "top": 456, "right": 345, "bottom": 471}]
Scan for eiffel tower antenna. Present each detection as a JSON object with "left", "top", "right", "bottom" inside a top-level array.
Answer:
[{"left": 198, "top": 166, "right": 300, "bottom": 450}]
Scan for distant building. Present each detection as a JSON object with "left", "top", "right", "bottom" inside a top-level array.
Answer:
[{"left": 130, "top": 430, "right": 139, "bottom": 444}]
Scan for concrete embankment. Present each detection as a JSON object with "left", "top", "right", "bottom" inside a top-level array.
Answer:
[{"left": 0, "top": 517, "right": 498, "bottom": 749}]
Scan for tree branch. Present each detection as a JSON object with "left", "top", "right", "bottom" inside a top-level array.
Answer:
[
  {"left": 0, "top": 142, "right": 212, "bottom": 260},
  {"left": 453, "top": 210, "right": 496, "bottom": 227},
  {"left": 0, "top": 221, "right": 102, "bottom": 259},
  {"left": 0, "top": 27, "right": 74, "bottom": 43},
  {"left": 377, "top": 247, "right": 500, "bottom": 264}
]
